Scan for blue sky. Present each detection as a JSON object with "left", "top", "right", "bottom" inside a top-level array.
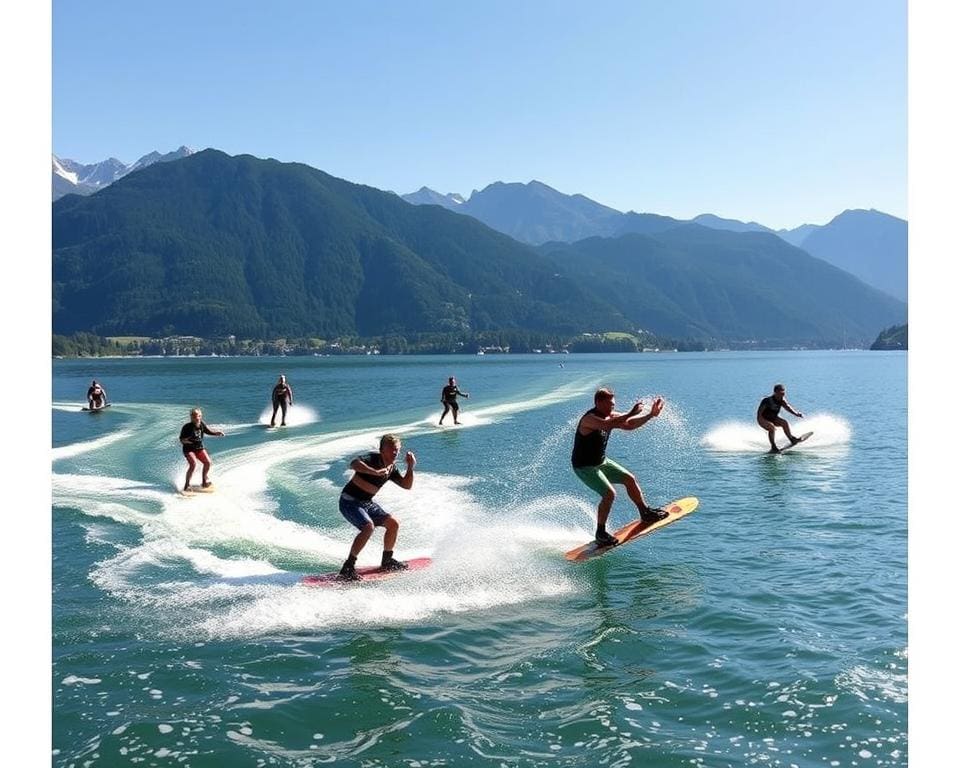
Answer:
[{"left": 52, "top": 0, "right": 906, "bottom": 229}]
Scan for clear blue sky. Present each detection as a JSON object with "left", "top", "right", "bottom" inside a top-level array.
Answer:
[{"left": 53, "top": 0, "right": 905, "bottom": 230}]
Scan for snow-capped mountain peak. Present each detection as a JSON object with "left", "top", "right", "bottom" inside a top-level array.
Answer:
[{"left": 52, "top": 146, "right": 195, "bottom": 201}]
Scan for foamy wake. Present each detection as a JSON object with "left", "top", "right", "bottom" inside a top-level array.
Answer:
[
  {"left": 52, "top": 430, "right": 134, "bottom": 461},
  {"left": 255, "top": 402, "right": 320, "bottom": 427},
  {"left": 700, "top": 413, "right": 852, "bottom": 453},
  {"left": 53, "top": 383, "right": 597, "bottom": 639}
]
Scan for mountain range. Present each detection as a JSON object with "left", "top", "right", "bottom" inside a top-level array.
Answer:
[
  {"left": 53, "top": 151, "right": 906, "bottom": 303},
  {"left": 403, "top": 182, "right": 907, "bottom": 301},
  {"left": 52, "top": 146, "right": 194, "bottom": 200},
  {"left": 53, "top": 150, "right": 904, "bottom": 347}
]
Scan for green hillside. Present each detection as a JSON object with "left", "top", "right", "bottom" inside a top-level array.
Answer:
[
  {"left": 53, "top": 150, "right": 628, "bottom": 338},
  {"left": 870, "top": 324, "right": 907, "bottom": 350},
  {"left": 53, "top": 150, "right": 906, "bottom": 347},
  {"left": 539, "top": 227, "right": 906, "bottom": 347}
]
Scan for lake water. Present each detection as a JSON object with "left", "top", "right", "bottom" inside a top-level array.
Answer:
[{"left": 52, "top": 351, "right": 907, "bottom": 767}]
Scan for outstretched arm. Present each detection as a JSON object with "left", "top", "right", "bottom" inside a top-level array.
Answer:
[
  {"left": 623, "top": 397, "right": 665, "bottom": 430},
  {"left": 783, "top": 400, "right": 803, "bottom": 418},
  {"left": 579, "top": 401, "right": 643, "bottom": 432}
]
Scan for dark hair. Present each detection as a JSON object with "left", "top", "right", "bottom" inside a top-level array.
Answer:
[
  {"left": 774, "top": 384, "right": 785, "bottom": 393},
  {"left": 594, "top": 388, "right": 614, "bottom": 403}
]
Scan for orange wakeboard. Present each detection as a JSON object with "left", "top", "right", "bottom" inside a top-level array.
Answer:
[{"left": 565, "top": 496, "right": 699, "bottom": 563}]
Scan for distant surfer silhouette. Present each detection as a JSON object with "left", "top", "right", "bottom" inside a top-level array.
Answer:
[
  {"left": 87, "top": 380, "right": 107, "bottom": 409},
  {"left": 439, "top": 376, "right": 469, "bottom": 425},
  {"left": 270, "top": 374, "right": 294, "bottom": 427},
  {"left": 757, "top": 383, "right": 804, "bottom": 453}
]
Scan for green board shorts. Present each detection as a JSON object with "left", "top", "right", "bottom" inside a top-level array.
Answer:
[{"left": 573, "top": 458, "right": 633, "bottom": 497}]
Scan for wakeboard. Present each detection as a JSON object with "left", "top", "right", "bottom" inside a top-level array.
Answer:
[
  {"left": 565, "top": 497, "right": 699, "bottom": 563},
  {"left": 82, "top": 403, "right": 112, "bottom": 412},
  {"left": 774, "top": 431, "right": 813, "bottom": 453},
  {"left": 303, "top": 557, "right": 432, "bottom": 586},
  {"left": 178, "top": 483, "right": 216, "bottom": 496}
]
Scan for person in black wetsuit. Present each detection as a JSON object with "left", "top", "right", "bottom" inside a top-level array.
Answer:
[
  {"left": 337, "top": 434, "right": 416, "bottom": 581},
  {"left": 756, "top": 383, "right": 804, "bottom": 453},
  {"left": 439, "top": 377, "right": 469, "bottom": 425},
  {"left": 87, "top": 380, "right": 107, "bottom": 409},
  {"left": 178, "top": 408, "right": 225, "bottom": 490},
  {"left": 571, "top": 388, "right": 668, "bottom": 547},
  {"left": 270, "top": 374, "right": 294, "bottom": 427}
]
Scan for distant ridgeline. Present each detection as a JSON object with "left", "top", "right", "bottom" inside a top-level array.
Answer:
[
  {"left": 869, "top": 324, "right": 907, "bottom": 350},
  {"left": 53, "top": 150, "right": 905, "bottom": 352},
  {"left": 404, "top": 182, "right": 908, "bottom": 303}
]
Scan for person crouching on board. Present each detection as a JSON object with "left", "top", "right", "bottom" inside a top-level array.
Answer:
[
  {"left": 756, "top": 383, "right": 804, "bottom": 453},
  {"left": 270, "top": 374, "right": 294, "bottom": 427},
  {"left": 571, "top": 388, "right": 668, "bottom": 547},
  {"left": 179, "top": 408, "right": 225, "bottom": 490},
  {"left": 87, "top": 380, "right": 107, "bottom": 409},
  {"left": 337, "top": 434, "right": 416, "bottom": 581}
]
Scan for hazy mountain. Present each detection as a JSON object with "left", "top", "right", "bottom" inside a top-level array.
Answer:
[
  {"left": 52, "top": 146, "right": 195, "bottom": 200},
  {"left": 457, "top": 180, "right": 627, "bottom": 244},
  {"left": 776, "top": 223, "right": 820, "bottom": 247},
  {"left": 400, "top": 187, "right": 465, "bottom": 210},
  {"left": 691, "top": 213, "right": 821, "bottom": 248},
  {"left": 404, "top": 181, "right": 907, "bottom": 301},
  {"left": 691, "top": 213, "right": 773, "bottom": 234},
  {"left": 795, "top": 209, "right": 907, "bottom": 302},
  {"left": 538, "top": 227, "right": 905, "bottom": 347}
]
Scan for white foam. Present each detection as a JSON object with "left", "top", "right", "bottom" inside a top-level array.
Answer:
[
  {"left": 52, "top": 430, "right": 134, "bottom": 461},
  {"left": 257, "top": 403, "right": 320, "bottom": 427},
  {"left": 61, "top": 675, "right": 101, "bottom": 685},
  {"left": 836, "top": 664, "right": 907, "bottom": 704},
  {"left": 700, "top": 414, "right": 852, "bottom": 453},
  {"left": 53, "top": 381, "right": 603, "bottom": 639},
  {"left": 53, "top": 401, "right": 88, "bottom": 413}
]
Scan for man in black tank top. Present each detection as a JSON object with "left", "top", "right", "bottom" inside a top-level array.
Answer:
[
  {"left": 270, "top": 374, "right": 294, "bottom": 427},
  {"left": 572, "top": 388, "right": 668, "bottom": 547},
  {"left": 756, "top": 383, "right": 804, "bottom": 453}
]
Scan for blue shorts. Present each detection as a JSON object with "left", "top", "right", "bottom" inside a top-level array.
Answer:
[{"left": 339, "top": 493, "right": 391, "bottom": 530}]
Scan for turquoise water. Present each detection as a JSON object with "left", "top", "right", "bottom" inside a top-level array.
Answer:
[{"left": 53, "top": 352, "right": 907, "bottom": 767}]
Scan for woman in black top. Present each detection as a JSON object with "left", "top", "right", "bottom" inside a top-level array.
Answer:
[{"left": 179, "top": 408, "right": 225, "bottom": 490}]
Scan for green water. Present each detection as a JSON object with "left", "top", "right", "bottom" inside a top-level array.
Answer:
[{"left": 53, "top": 352, "right": 907, "bottom": 766}]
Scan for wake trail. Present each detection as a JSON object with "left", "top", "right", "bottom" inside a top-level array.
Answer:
[
  {"left": 701, "top": 413, "right": 852, "bottom": 453},
  {"left": 54, "top": 381, "right": 600, "bottom": 637}
]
